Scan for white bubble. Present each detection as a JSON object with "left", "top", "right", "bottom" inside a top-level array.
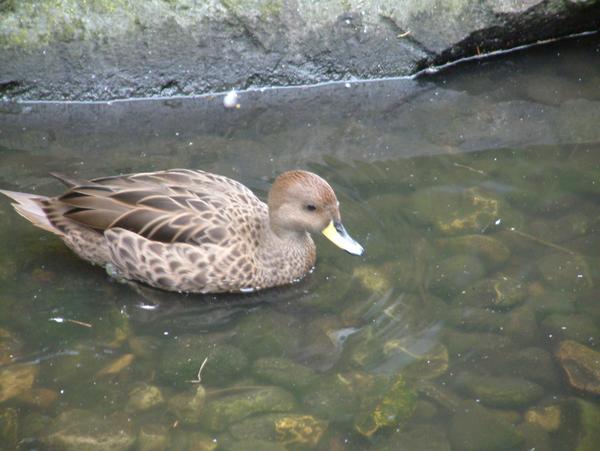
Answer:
[{"left": 223, "top": 90, "right": 240, "bottom": 109}]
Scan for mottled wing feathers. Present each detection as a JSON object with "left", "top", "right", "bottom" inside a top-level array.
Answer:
[{"left": 43, "top": 169, "right": 266, "bottom": 247}]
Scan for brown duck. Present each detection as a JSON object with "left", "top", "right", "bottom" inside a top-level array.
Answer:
[{"left": 1, "top": 169, "right": 363, "bottom": 293}]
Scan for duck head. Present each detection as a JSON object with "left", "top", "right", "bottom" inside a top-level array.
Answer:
[{"left": 268, "top": 170, "right": 364, "bottom": 256}]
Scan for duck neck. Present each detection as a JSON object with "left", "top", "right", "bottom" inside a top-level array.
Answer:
[{"left": 257, "top": 221, "right": 316, "bottom": 284}]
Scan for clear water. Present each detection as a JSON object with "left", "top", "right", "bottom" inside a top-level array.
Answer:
[{"left": 0, "top": 34, "right": 599, "bottom": 451}]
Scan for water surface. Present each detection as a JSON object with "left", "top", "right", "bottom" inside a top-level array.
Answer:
[{"left": 0, "top": 34, "right": 599, "bottom": 450}]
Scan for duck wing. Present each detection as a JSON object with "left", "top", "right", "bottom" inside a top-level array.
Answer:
[{"left": 46, "top": 169, "right": 267, "bottom": 246}]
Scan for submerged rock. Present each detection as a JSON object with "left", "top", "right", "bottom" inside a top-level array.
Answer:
[
  {"left": 217, "top": 438, "right": 286, "bottom": 451},
  {"left": 0, "top": 363, "right": 38, "bottom": 403},
  {"left": 229, "top": 412, "right": 327, "bottom": 447},
  {"left": 0, "top": 328, "right": 23, "bottom": 365},
  {"left": 159, "top": 335, "right": 248, "bottom": 388},
  {"left": 374, "top": 423, "right": 451, "bottom": 451},
  {"left": 525, "top": 405, "right": 562, "bottom": 431},
  {"left": 529, "top": 399, "right": 600, "bottom": 451},
  {"left": 435, "top": 234, "right": 510, "bottom": 267},
  {"left": 457, "top": 275, "right": 527, "bottom": 310},
  {"left": 541, "top": 314, "right": 599, "bottom": 344},
  {"left": 0, "top": 408, "right": 18, "bottom": 450},
  {"left": 96, "top": 353, "right": 134, "bottom": 377},
  {"left": 201, "top": 386, "right": 296, "bottom": 431},
  {"left": 126, "top": 384, "right": 164, "bottom": 413},
  {"left": 341, "top": 324, "right": 386, "bottom": 370},
  {"left": 444, "top": 330, "right": 513, "bottom": 358},
  {"left": 537, "top": 253, "right": 592, "bottom": 292},
  {"left": 501, "top": 347, "right": 559, "bottom": 390},
  {"left": 17, "top": 387, "right": 59, "bottom": 409},
  {"left": 20, "top": 412, "right": 52, "bottom": 442},
  {"left": 571, "top": 399, "right": 600, "bottom": 451},
  {"left": 517, "top": 422, "right": 553, "bottom": 451},
  {"left": 429, "top": 254, "right": 487, "bottom": 299},
  {"left": 525, "top": 289, "right": 576, "bottom": 317},
  {"left": 167, "top": 385, "right": 206, "bottom": 424},
  {"left": 505, "top": 305, "right": 540, "bottom": 345},
  {"left": 353, "top": 264, "right": 393, "bottom": 294},
  {"left": 400, "top": 343, "right": 449, "bottom": 382},
  {"left": 447, "top": 306, "right": 506, "bottom": 332},
  {"left": 186, "top": 432, "right": 218, "bottom": 451},
  {"left": 137, "top": 424, "right": 169, "bottom": 451},
  {"left": 409, "top": 187, "right": 507, "bottom": 235},
  {"left": 302, "top": 374, "right": 360, "bottom": 422},
  {"left": 252, "top": 357, "right": 318, "bottom": 391},
  {"left": 448, "top": 401, "right": 523, "bottom": 451},
  {"left": 354, "top": 374, "right": 417, "bottom": 437},
  {"left": 454, "top": 372, "right": 543, "bottom": 409},
  {"left": 233, "top": 312, "right": 301, "bottom": 359},
  {"left": 127, "top": 335, "right": 162, "bottom": 359},
  {"left": 44, "top": 410, "right": 135, "bottom": 451},
  {"left": 556, "top": 340, "right": 600, "bottom": 395}
]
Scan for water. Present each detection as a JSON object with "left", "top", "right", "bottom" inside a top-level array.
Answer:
[{"left": 0, "top": 34, "right": 599, "bottom": 450}]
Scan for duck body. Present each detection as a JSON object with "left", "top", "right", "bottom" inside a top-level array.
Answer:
[{"left": 1, "top": 169, "right": 363, "bottom": 293}]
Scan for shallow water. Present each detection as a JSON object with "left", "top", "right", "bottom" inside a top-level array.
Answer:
[{"left": 0, "top": 34, "right": 599, "bottom": 450}]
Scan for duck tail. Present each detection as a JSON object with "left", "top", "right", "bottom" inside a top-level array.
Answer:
[{"left": 0, "top": 189, "right": 62, "bottom": 235}]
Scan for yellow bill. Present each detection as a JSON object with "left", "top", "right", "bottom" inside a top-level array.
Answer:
[{"left": 322, "top": 220, "right": 364, "bottom": 256}]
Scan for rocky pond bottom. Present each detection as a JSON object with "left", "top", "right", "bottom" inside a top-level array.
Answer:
[{"left": 0, "top": 34, "right": 600, "bottom": 451}]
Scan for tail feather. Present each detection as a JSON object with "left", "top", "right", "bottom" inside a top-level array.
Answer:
[{"left": 0, "top": 189, "right": 62, "bottom": 235}]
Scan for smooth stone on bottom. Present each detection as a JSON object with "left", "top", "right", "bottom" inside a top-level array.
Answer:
[
  {"left": 158, "top": 335, "right": 248, "bottom": 388},
  {"left": 0, "top": 363, "right": 38, "bottom": 402},
  {"left": 0, "top": 408, "right": 18, "bottom": 450},
  {"left": 228, "top": 412, "right": 327, "bottom": 447},
  {"left": 200, "top": 386, "right": 296, "bottom": 431},
  {"left": 354, "top": 374, "right": 417, "bottom": 437},
  {"left": 454, "top": 372, "right": 543, "bottom": 409},
  {"left": 444, "top": 330, "right": 513, "bottom": 358},
  {"left": 216, "top": 437, "right": 287, "bottom": 451},
  {"left": 446, "top": 306, "right": 506, "bottom": 332},
  {"left": 137, "top": 425, "right": 169, "bottom": 451},
  {"left": 448, "top": 401, "right": 523, "bottom": 451},
  {"left": 408, "top": 186, "right": 506, "bottom": 235},
  {"left": 541, "top": 314, "right": 599, "bottom": 344},
  {"left": 167, "top": 385, "right": 206, "bottom": 424},
  {"left": 537, "top": 253, "right": 592, "bottom": 292},
  {"left": 556, "top": 340, "right": 600, "bottom": 394},
  {"left": 232, "top": 312, "right": 302, "bottom": 359},
  {"left": 517, "top": 423, "right": 553, "bottom": 451},
  {"left": 373, "top": 423, "right": 451, "bottom": 451},
  {"left": 302, "top": 375, "right": 360, "bottom": 421},
  {"left": 43, "top": 410, "right": 136, "bottom": 451},
  {"left": 429, "top": 254, "right": 487, "bottom": 298},
  {"left": 457, "top": 275, "right": 527, "bottom": 310},
  {"left": 525, "top": 405, "right": 562, "bottom": 431},
  {"left": 126, "top": 383, "right": 164, "bottom": 412},
  {"left": 500, "top": 347, "right": 559, "bottom": 389},
  {"left": 573, "top": 399, "right": 600, "bottom": 451},
  {"left": 532, "top": 399, "right": 600, "bottom": 451},
  {"left": 434, "top": 234, "right": 511, "bottom": 267},
  {"left": 252, "top": 357, "right": 318, "bottom": 391}
]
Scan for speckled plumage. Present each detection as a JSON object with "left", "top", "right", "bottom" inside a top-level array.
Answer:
[{"left": 1, "top": 169, "right": 361, "bottom": 293}]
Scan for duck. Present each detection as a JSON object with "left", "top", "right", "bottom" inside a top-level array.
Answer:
[{"left": 1, "top": 169, "right": 363, "bottom": 293}]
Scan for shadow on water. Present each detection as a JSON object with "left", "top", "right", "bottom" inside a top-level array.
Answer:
[{"left": 0, "top": 33, "right": 599, "bottom": 450}]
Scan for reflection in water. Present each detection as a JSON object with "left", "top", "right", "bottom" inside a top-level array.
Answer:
[{"left": 0, "top": 34, "right": 599, "bottom": 450}]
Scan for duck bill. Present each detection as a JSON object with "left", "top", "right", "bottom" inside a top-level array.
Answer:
[{"left": 322, "top": 220, "right": 364, "bottom": 256}]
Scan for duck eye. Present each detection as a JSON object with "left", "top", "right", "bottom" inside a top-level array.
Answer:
[{"left": 305, "top": 204, "right": 317, "bottom": 212}]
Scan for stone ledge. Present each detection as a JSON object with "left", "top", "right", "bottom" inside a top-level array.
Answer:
[{"left": 0, "top": 0, "right": 599, "bottom": 101}]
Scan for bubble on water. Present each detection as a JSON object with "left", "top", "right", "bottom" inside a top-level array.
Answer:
[{"left": 223, "top": 90, "right": 240, "bottom": 109}]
